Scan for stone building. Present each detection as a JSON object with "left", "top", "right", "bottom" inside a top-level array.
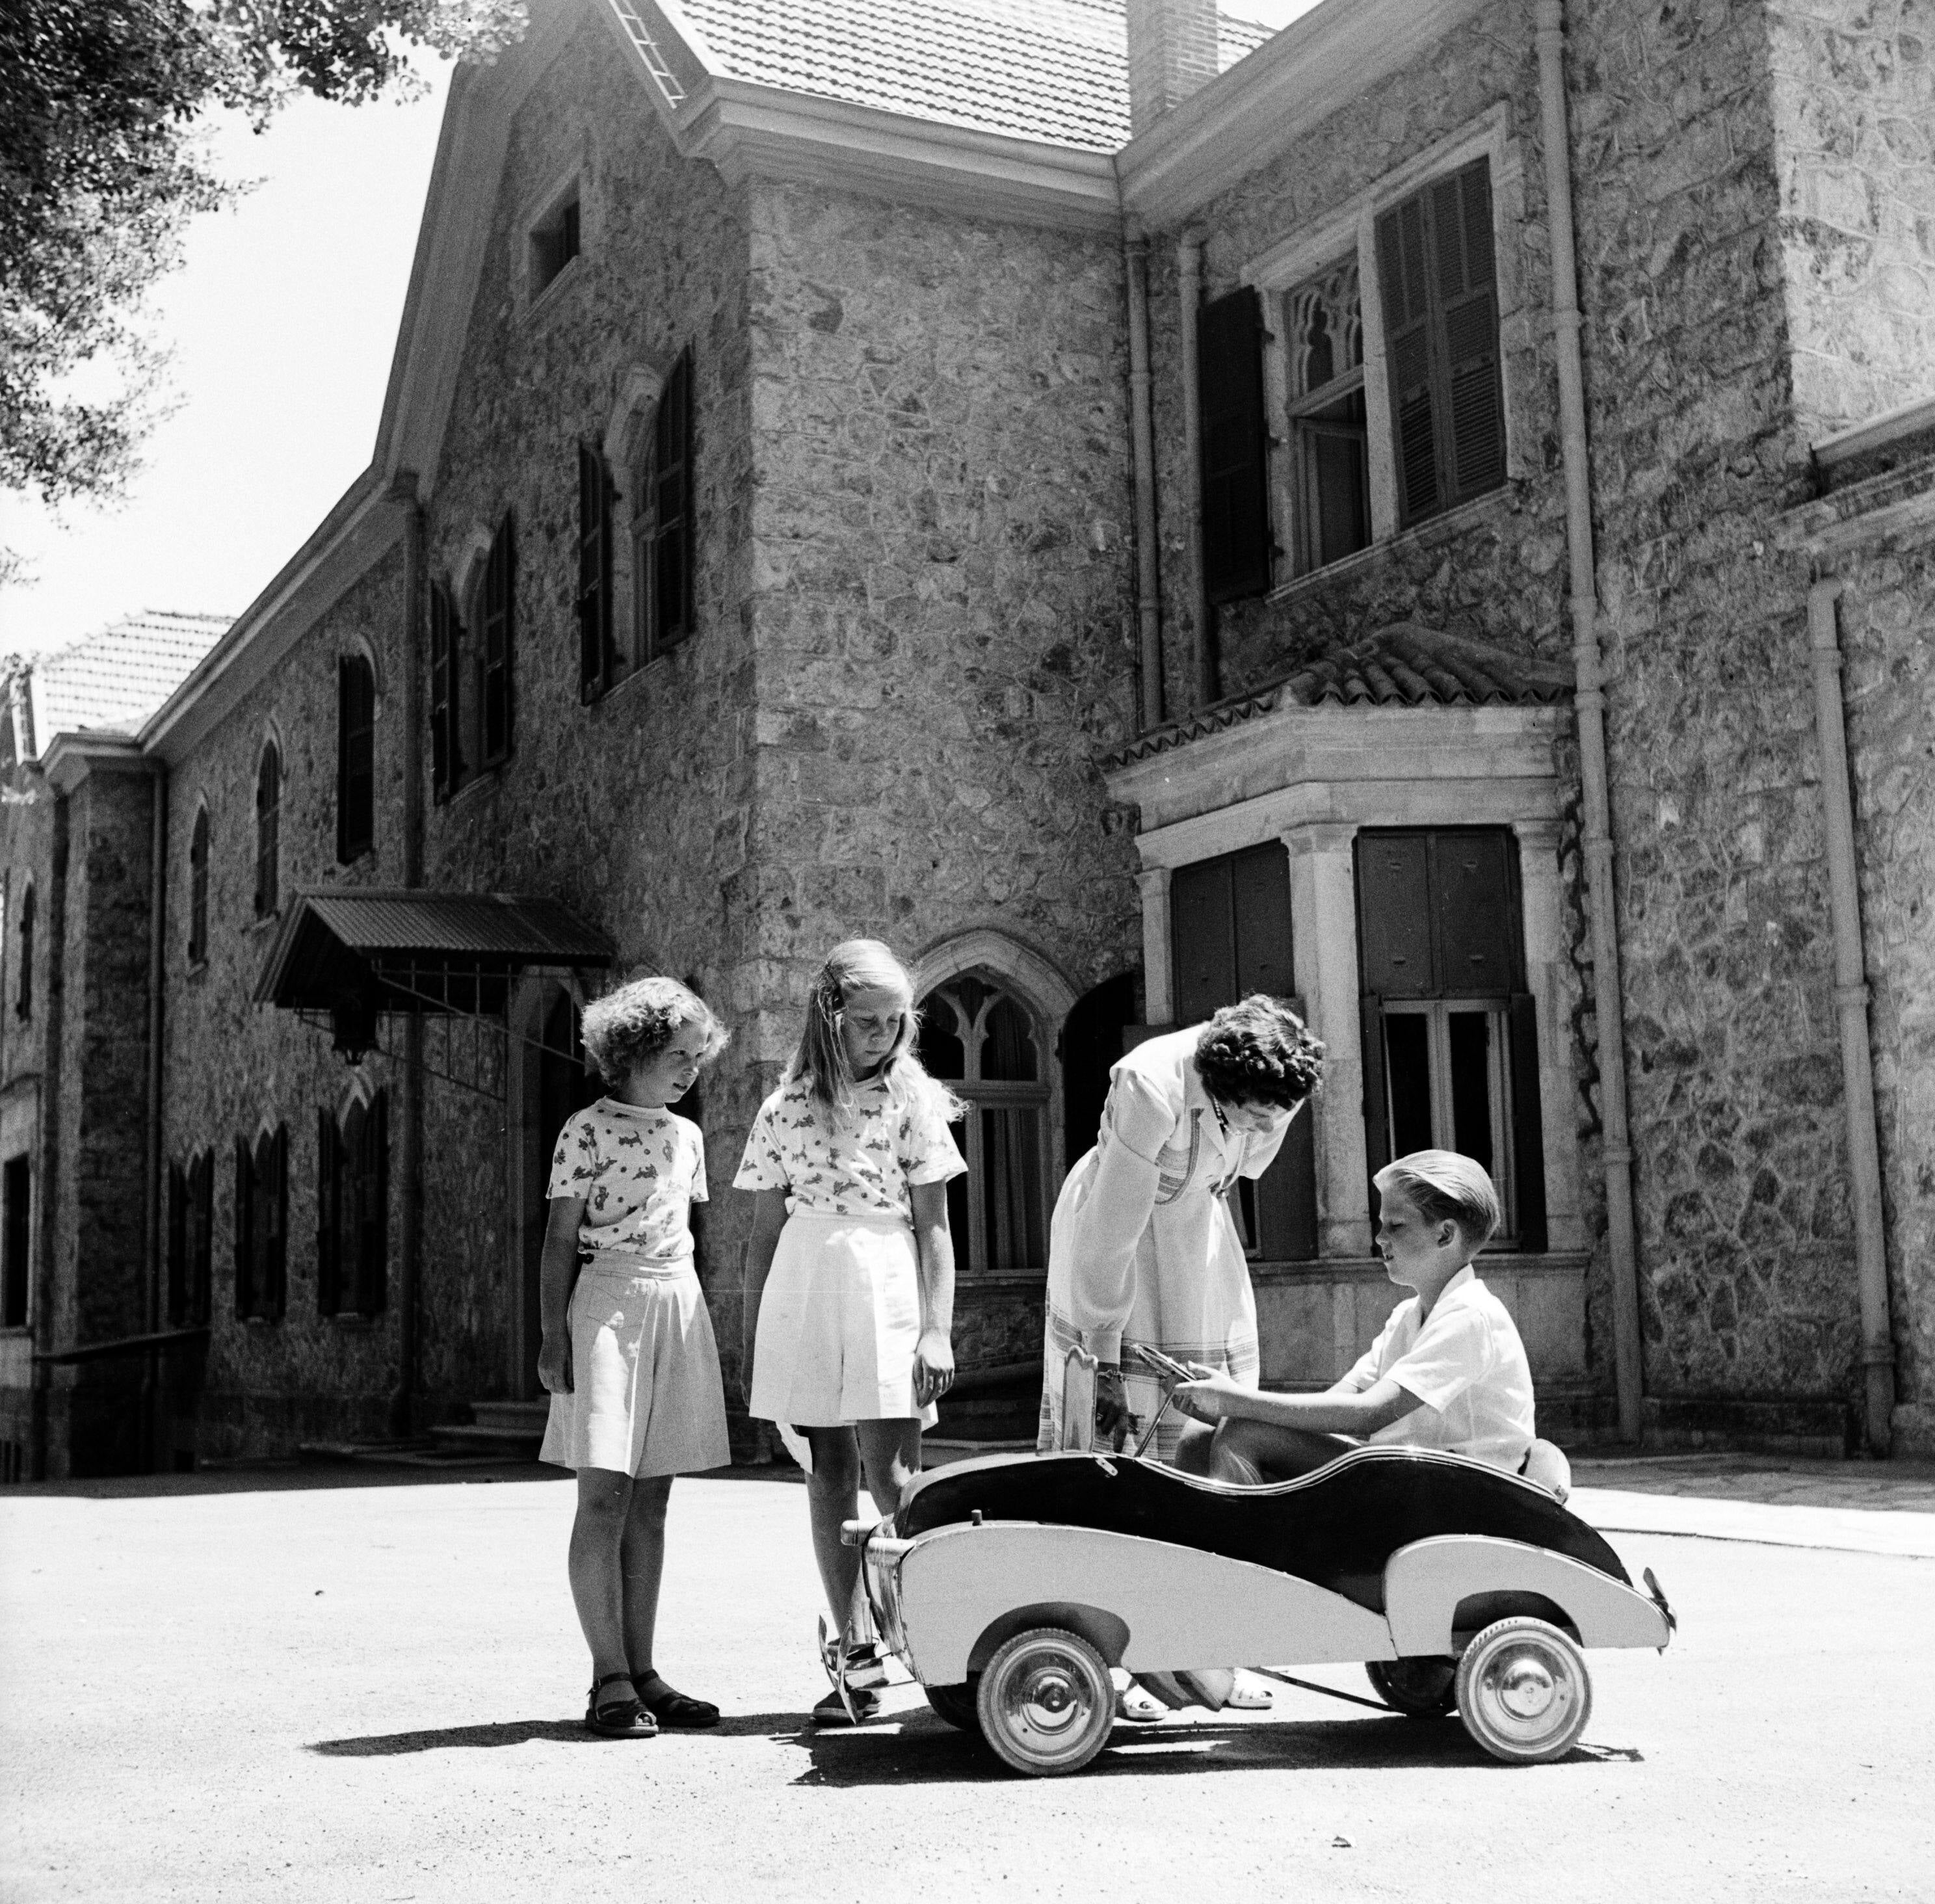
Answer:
[{"left": 2, "top": 0, "right": 1930, "bottom": 1479}]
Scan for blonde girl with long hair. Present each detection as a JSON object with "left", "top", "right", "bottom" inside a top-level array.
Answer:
[{"left": 735, "top": 940, "right": 965, "bottom": 1723}]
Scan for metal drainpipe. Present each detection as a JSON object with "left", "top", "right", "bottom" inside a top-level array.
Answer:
[
  {"left": 1178, "top": 231, "right": 1217, "bottom": 707},
  {"left": 1537, "top": 0, "right": 1645, "bottom": 1442},
  {"left": 139, "top": 765, "right": 167, "bottom": 1470},
  {"left": 1124, "top": 220, "right": 1165, "bottom": 730},
  {"left": 1807, "top": 578, "right": 1895, "bottom": 1454},
  {"left": 389, "top": 474, "right": 426, "bottom": 1440}
]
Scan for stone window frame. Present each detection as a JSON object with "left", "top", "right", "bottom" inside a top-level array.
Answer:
[
  {"left": 522, "top": 159, "right": 590, "bottom": 319},
  {"left": 1240, "top": 103, "right": 1531, "bottom": 592},
  {"left": 910, "top": 928, "right": 1077, "bottom": 1285},
  {"left": 580, "top": 362, "right": 670, "bottom": 706},
  {"left": 1106, "top": 697, "right": 1584, "bottom": 1267}
]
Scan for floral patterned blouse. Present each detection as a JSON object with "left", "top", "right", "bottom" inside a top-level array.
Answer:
[
  {"left": 549, "top": 1098, "right": 707, "bottom": 1263},
  {"left": 733, "top": 1072, "right": 965, "bottom": 1222}
]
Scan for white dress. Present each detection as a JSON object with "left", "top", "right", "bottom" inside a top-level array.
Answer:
[{"left": 1037, "top": 1028, "right": 1295, "bottom": 1464}]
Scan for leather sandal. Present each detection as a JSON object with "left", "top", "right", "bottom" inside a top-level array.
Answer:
[
  {"left": 585, "top": 1673, "right": 658, "bottom": 1738},
  {"left": 633, "top": 1674, "right": 720, "bottom": 1730},
  {"left": 811, "top": 1684, "right": 880, "bottom": 1726}
]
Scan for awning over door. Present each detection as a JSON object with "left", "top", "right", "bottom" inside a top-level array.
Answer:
[{"left": 254, "top": 890, "right": 615, "bottom": 1046}]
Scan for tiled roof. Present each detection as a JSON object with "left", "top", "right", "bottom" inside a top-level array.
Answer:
[
  {"left": 1107, "top": 622, "right": 1573, "bottom": 767},
  {"left": 672, "top": 0, "right": 1278, "bottom": 152},
  {"left": 16, "top": 611, "right": 231, "bottom": 755}
]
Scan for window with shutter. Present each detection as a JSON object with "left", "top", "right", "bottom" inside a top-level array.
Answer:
[
  {"left": 14, "top": 883, "right": 31, "bottom": 1018},
  {"left": 233, "top": 1137, "right": 254, "bottom": 1319},
  {"left": 1284, "top": 259, "right": 1371, "bottom": 575},
  {"left": 3, "top": 1155, "right": 31, "bottom": 1329},
  {"left": 429, "top": 582, "right": 462, "bottom": 801},
  {"left": 1373, "top": 158, "right": 1505, "bottom": 529},
  {"left": 647, "top": 349, "right": 695, "bottom": 658},
  {"left": 317, "top": 1110, "right": 340, "bottom": 1317},
  {"left": 577, "top": 444, "right": 618, "bottom": 698},
  {"left": 479, "top": 515, "right": 515, "bottom": 767},
  {"left": 167, "top": 1161, "right": 189, "bottom": 1327},
  {"left": 337, "top": 656, "right": 375, "bottom": 864},
  {"left": 254, "top": 743, "right": 280, "bottom": 920},
  {"left": 190, "top": 1150, "right": 213, "bottom": 1326},
  {"left": 187, "top": 811, "right": 209, "bottom": 963},
  {"left": 1197, "top": 285, "right": 1274, "bottom": 605},
  {"left": 1168, "top": 843, "right": 1318, "bottom": 1262},
  {"left": 1353, "top": 827, "right": 1543, "bottom": 1248}
]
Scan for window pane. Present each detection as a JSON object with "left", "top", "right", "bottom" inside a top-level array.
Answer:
[
  {"left": 981, "top": 996, "right": 1037, "bottom": 1081},
  {"left": 1384, "top": 1014, "right": 1434, "bottom": 1157},
  {"left": 915, "top": 1008, "right": 965, "bottom": 1081},
  {"left": 1447, "top": 1011, "right": 1495, "bottom": 1174},
  {"left": 943, "top": 1122, "right": 969, "bottom": 1257},
  {"left": 979, "top": 1106, "right": 1044, "bottom": 1271}
]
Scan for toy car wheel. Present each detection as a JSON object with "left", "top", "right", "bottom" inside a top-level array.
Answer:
[
  {"left": 1365, "top": 1657, "right": 1458, "bottom": 1718},
  {"left": 924, "top": 1680, "right": 981, "bottom": 1732},
  {"left": 1454, "top": 1617, "right": 1592, "bottom": 1764},
  {"left": 975, "top": 1627, "right": 1115, "bottom": 1777}
]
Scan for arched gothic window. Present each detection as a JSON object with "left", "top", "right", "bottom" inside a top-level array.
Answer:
[
  {"left": 14, "top": 882, "right": 33, "bottom": 1018},
  {"left": 917, "top": 975, "right": 1048, "bottom": 1275},
  {"left": 254, "top": 743, "right": 280, "bottom": 919}
]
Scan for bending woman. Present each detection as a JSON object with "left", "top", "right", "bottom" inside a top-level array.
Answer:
[{"left": 1036, "top": 996, "right": 1324, "bottom": 1465}]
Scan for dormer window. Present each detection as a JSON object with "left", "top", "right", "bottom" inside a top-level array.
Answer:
[{"left": 531, "top": 192, "right": 581, "bottom": 299}]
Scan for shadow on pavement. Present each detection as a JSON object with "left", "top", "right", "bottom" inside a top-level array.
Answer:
[
  {"left": 785, "top": 1709, "right": 1646, "bottom": 1787},
  {"left": 309, "top": 1711, "right": 815, "bottom": 1756},
  {"left": 9, "top": 1461, "right": 798, "bottom": 1501}
]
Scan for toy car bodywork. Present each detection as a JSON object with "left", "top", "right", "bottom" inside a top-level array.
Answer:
[{"left": 854, "top": 1445, "right": 1675, "bottom": 1777}]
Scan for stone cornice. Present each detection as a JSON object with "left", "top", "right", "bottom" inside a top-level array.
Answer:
[
  {"left": 1776, "top": 453, "right": 1935, "bottom": 561},
  {"left": 1116, "top": 0, "right": 1497, "bottom": 228},
  {"left": 41, "top": 733, "right": 159, "bottom": 796}
]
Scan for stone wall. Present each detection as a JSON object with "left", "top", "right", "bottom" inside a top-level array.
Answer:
[{"left": 1767, "top": 0, "right": 1935, "bottom": 433}]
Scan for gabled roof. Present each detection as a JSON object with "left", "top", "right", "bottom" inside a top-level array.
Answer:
[
  {"left": 1106, "top": 622, "right": 1573, "bottom": 767},
  {"left": 672, "top": 0, "right": 1273, "bottom": 151},
  {"left": 14, "top": 611, "right": 231, "bottom": 757}
]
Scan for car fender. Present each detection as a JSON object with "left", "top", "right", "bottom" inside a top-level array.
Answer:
[
  {"left": 1384, "top": 1535, "right": 1673, "bottom": 1656},
  {"left": 892, "top": 1521, "right": 1395, "bottom": 1686}
]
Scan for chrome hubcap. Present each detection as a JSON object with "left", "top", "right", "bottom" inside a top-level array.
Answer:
[
  {"left": 1007, "top": 1661, "right": 1085, "bottom": 1738},
  {"left": 1497, "top": 1656, "right": 1556, "bottom": 1721}
]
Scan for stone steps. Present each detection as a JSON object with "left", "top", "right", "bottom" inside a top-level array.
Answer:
[{"left": 427, "top": 1399, "right": 548, "bottom": 1460}]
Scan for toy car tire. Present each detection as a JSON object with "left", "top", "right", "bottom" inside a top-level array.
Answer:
[
  {"left": 1365, "top": 1657, "right": 1459, "bottom": 1718},
  {"left": 924, "top": 1680, "right": 981, "bottom": 1732},
  {"left": 975, "top": 1627, "right": 1116, "bottom": 1778},
  {"left": 1454, "top": 1617, "right": 1592, "bottom": 1764}
]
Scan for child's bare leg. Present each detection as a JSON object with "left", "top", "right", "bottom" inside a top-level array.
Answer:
[
  {"left": 568, "top": 1468, "right": 635, "bottom": 1695},
  {"left": 618, "top": 1475, "right": 672, "bottom": 1675},
  {"left": 803, "top": 1426, "right": 864, "bottom": 1639},
  {"left": 855, "top": 1416, "right": 921, "bottom": 1519},
  {"left": 1209, "top": 1417, "right": 1350, "bottom": 1483}
]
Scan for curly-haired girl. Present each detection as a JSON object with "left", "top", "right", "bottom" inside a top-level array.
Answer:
[{"left": 537, "top": 975, "right": 731, "bottom": 1738}]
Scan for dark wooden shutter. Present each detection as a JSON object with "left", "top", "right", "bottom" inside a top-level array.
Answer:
[
  {"left": 191, "top": 1152, "right": 213, "bottom": 1325},
  {"left": 1356, "top": 832, "right": 1435, "bottom": 994},
  {"left": 1432, "top": 161, "right": 1505, "bottom": 506},
  {"left": 317, "top": 1111, "right": 340, "bottom": 1317},
  {"left": 1508, "top": 992, "right": 1547, "bottom": 1251},
  {"left": 1197, "top": 285, "right": 1274, "bottom": 605},
  {"left": 480, "top": 515, "right": 515, "bottom": 765},
  {"left": 652, "top": 350, "right": 694, "bottom": 652},
  {"left": 337, "top": 657, "right": 375, "bottom": 864},
  {"left": 1376, "top": 195, "right": 1441, "bottom": 527},
  {"left": 1430, "top": 831, "right": 1517, "bottom": 993},
  {"left": 233, "top": 1137, "right": 254, "bottom": 1319},
  {"left": 1170, "top": 856, "right": 1237, "bottom": 1025},
  {"left": 364, "top": 1091, "right": 389, "bottom": 1315},
  {"left": 577, "top": 445, "right": 613, "bottom": 698},
  {"left": 429, "top": 584, "right": 454, "bottom": 801},
  {"left": 1360, "top": 991, "right": 1390, "bottom": 1183},
  {"left": 267, "top": 1126, "right": 288, "bottom": 1319},
  {"left": 166, "top": 1163, "right": 189, "bottom": 1328}
]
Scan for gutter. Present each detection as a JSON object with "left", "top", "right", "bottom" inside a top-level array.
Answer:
[
  {"left": 1536, "top": 0, "right": 1645, "bottom": 1441},
  {"left": 140, "top": 765, "right": 167, "bottom": 1469},
  {"left": 1178, "top": 231, "right": 1216, "bottom": 707},
  {"left": 1123, "top": 220, "right": 1165, "bottom": 730},
  {"left": 391, "top": 477, "right": 427, "bottom": 1441},
  {"left": 1806, "top": 579, "right": 1895, "bottom": 1454}
]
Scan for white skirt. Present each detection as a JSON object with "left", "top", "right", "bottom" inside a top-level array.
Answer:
[
  {"left": 539, "top": 1256, "right": 730, "bottom": 1478},
  {"left": 750, "top": 1211, "right": 940, "bottom": 1449}
]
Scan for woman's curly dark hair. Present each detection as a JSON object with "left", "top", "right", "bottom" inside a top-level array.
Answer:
[
  {"left": 580, "top": 977, "right": 728, "bottom": 1088},
  {"left": 1193, "top": 995, "right": 1325, "bottom": 1109}
]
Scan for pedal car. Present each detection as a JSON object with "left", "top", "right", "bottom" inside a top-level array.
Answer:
[{"left": 844, "top": 1442, "right": 1675, "bottom": 1777}]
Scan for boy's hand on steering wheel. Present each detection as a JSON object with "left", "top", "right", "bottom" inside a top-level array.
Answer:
[
  {"left": 1172, "top": 1366, "right": 1241, "bottom": 1423},
  {"left": 912, "top": 1329, "right": 954, "bottom": 1408}
]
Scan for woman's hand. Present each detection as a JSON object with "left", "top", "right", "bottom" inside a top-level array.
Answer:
[
  {"left": 912, "top": 1328, "right": 954, "bottom": 1408},
  {"left": 536, "top": 1335, "right": 572, "bottom": 1396},
  {"left": 1094, "top": 1365, "right": 1140, "bottom": 1449},
  {"left": 1172, "top": 1366, "right": 1246, "bottom": 1425}
]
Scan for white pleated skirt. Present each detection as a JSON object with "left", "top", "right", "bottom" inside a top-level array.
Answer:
[
  {"left": 539, "top": 1256, "right": 730, "bottom": 1478},
  {"left": 749, "top": 1211, "right": 940, "bottom": 1446}
]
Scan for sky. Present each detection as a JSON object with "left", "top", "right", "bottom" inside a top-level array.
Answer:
[{"left": 0, "top": 0, "right": 1324, "bottom": 661}]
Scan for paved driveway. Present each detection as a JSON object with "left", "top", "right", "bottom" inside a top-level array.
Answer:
[{"left": 3, "top": 1461, "right": 1930, "bottom": 1902}]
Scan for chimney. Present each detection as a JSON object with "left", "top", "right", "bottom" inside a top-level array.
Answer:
[{"left": 1126, "top": 0, "right": 1221, "bottom": 136}]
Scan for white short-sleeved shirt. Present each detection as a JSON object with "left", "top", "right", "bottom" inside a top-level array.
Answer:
[
  {"left": 1344, "top": 1266, "right": 1536, "bottom": 1471},
  {"left": 733, "top": 1072, "right": 965, "bottom": 1222},
  {"left": 549, "top": 1098, "right": 707, "bottom": 1262}
]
